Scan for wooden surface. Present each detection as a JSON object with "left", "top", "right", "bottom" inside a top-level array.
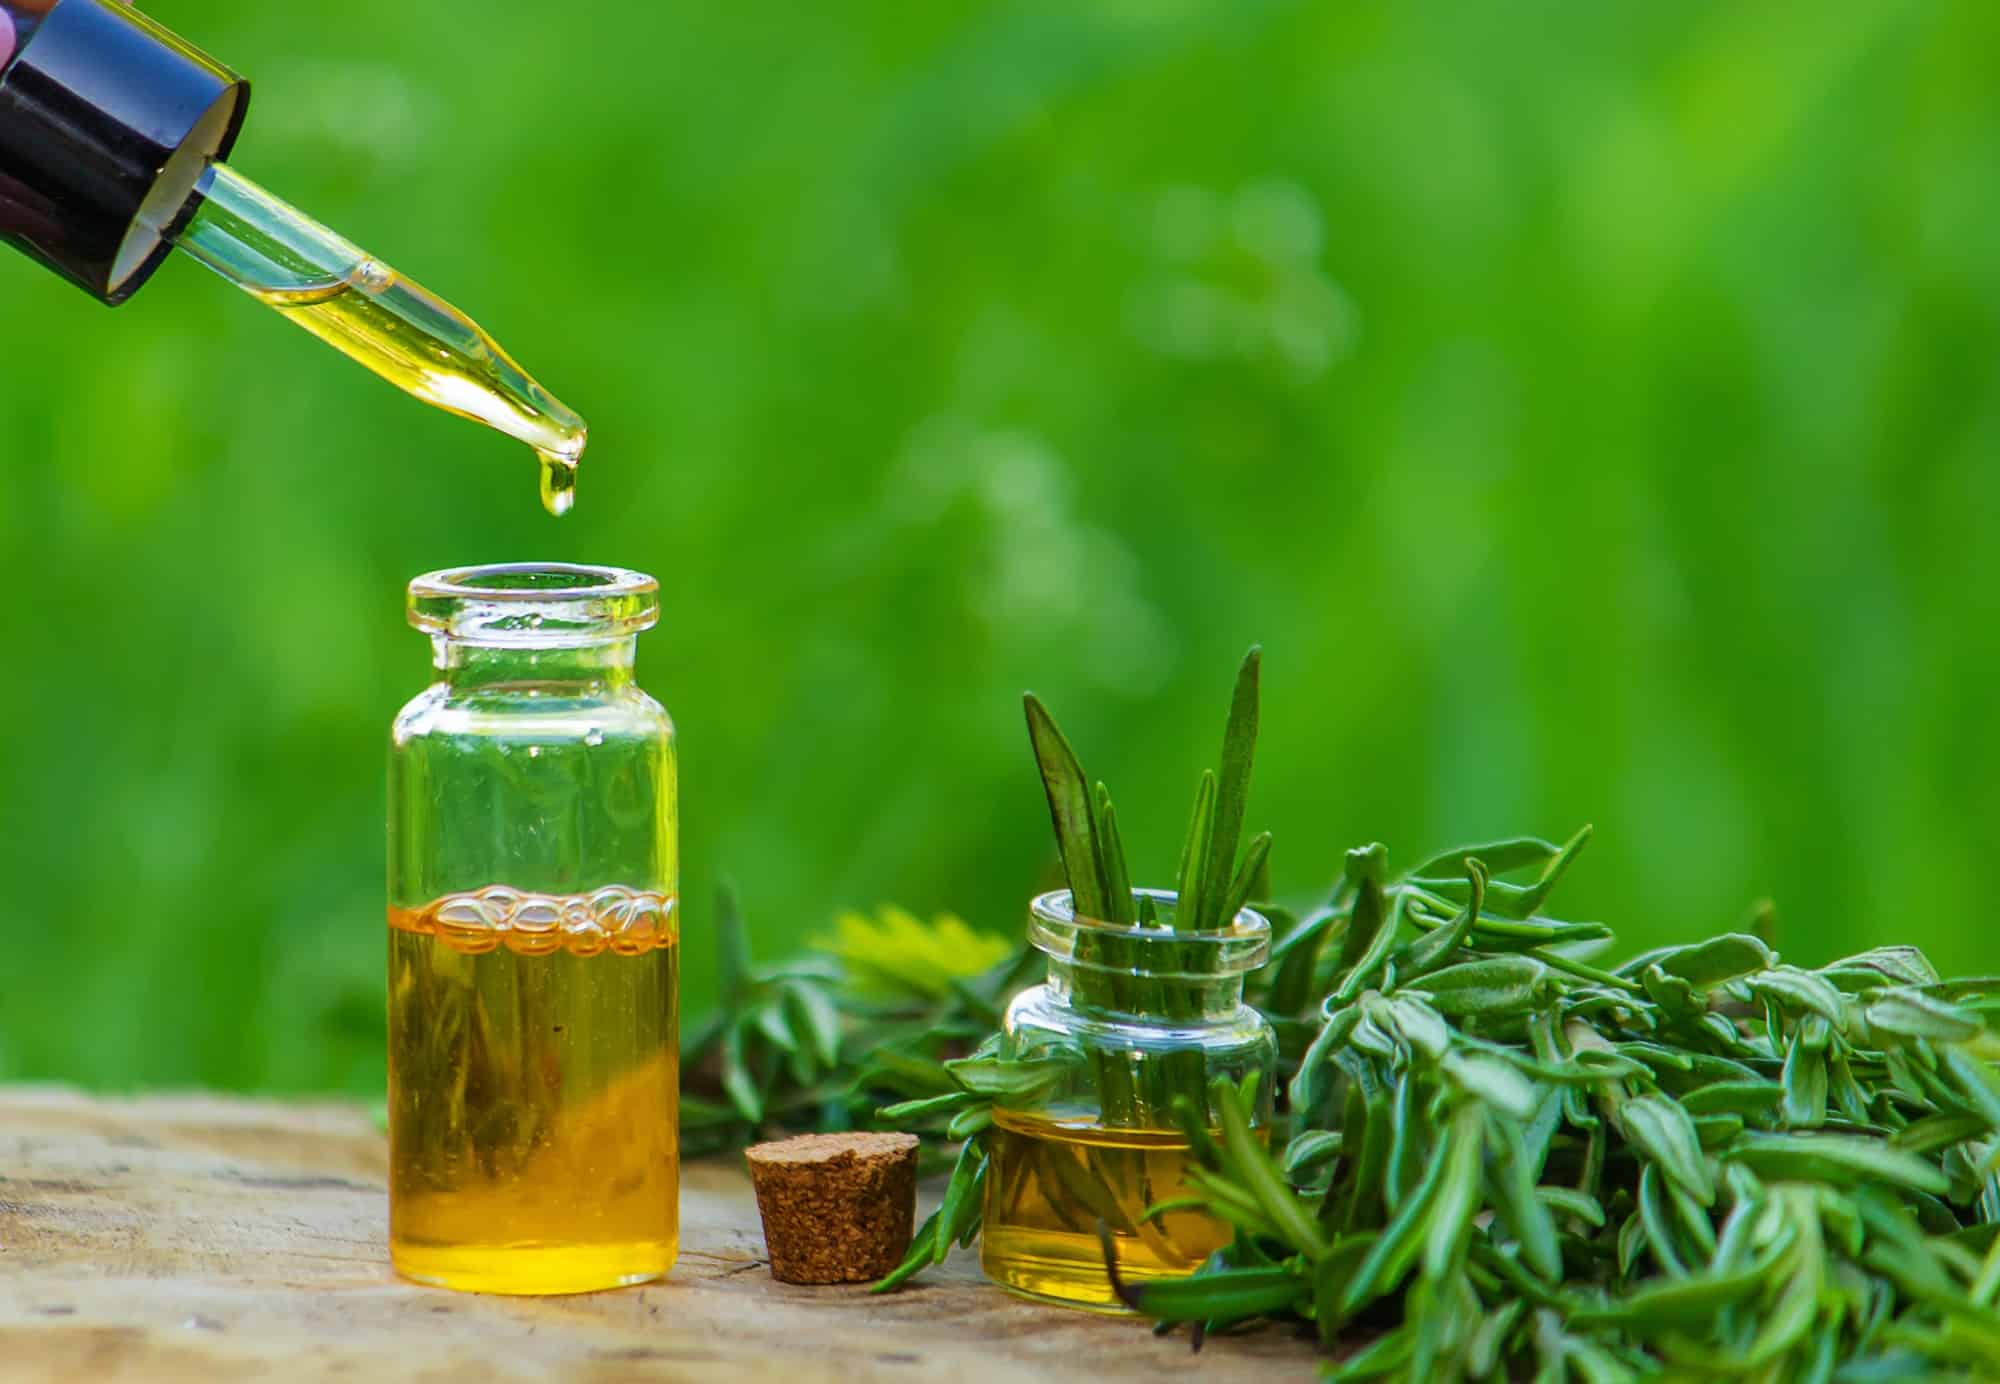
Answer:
[{"left": 0, "top": 1088, "right": 1310, "bottom": 1382}]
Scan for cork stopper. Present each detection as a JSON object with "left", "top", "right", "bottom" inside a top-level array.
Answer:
[{"left": 744, "top": 1131, "right": 921, "bottom": 1284}]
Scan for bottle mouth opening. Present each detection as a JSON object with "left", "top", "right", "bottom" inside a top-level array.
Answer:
[
  {"left": 1027, "top": 888, "right": 1271, "bottom": 978},
  {"left": 408, "top": 563, "right": 659, "bottom": 645}
]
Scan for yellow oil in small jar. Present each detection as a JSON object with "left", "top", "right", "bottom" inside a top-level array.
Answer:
[
  {"left": 980, "top": 1109, "right": 1233, "bottom": 1310},
  {"left": 386, "top": 887, "right": 678, "bottom": 1295}
]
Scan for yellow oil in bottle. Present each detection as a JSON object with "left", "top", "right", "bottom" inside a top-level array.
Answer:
[
  {"left": 386, "top": 887, "right": 678, "bottom": 1294},
  {"left": 980, "top": 1109, "right": 1234, "bottom": 1311},
  {"left": 252, "top": 262, "right": 585, "bottom": 517}
]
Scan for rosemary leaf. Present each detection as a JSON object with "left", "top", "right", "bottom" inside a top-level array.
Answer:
[
  {"left": 1216, "top": 1079, "right": 1328, "bottom": 1260},
  {"left": 1023, "top": 693, "right": 1109, "bottom": 920},
  {"left": 1220, "top": 830, "right": 1272, "bottom": 928},
  {"left": 1095, "top": 784, "right": 1135, "bottom": 925},
  {"left": 1174, "top": 771, "right": 1216, "bottom": 934},
  {"left": 933, "top": 1138, "right": 989, "bottom": 1265},
  {"left": 1197, "top": 646, "right": 1260, "bottom": 931}
]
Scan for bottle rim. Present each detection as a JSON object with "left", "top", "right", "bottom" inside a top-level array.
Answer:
[
  {"left": 1027, "top": 887, "right": 1271, "bottom": 978},
  {"left": 407, "top": 562, "right": 659, "bottom": 645}
]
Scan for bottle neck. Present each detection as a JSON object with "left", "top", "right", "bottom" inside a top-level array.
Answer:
[
  {"left": 434, "top": 637, "right": 637, "bottom": 691},
  {"left": 1043, "top": 959, "right": 1248, "bottom": 1022}
]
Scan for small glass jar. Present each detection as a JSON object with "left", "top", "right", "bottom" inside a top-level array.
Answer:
[
  {"left": 386, "top": 563, "right": 679, "bottom": 1295},
  {"left": 981, "top": 887, "right": 1276, "bottom": 1310}
]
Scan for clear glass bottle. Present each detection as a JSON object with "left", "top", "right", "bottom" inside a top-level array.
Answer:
[
  {"left": 386, "top": 563, "right": 679, "bottom": 1295},
  {"left": 981, "top": 887, "right": 1276, "bottom": 1311}
]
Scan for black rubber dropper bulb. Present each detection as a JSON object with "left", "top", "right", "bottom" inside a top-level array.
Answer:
[{"left": 0, "top": 0, "right": 246, "bottom": 304}]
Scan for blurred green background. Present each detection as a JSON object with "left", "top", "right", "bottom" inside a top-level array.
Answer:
[{"left": 5, "top": 0, "right": 1997, "bottom": 1095}]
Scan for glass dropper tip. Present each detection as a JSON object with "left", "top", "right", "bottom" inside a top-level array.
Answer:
[{"left": 153, "top": 161, "right": 588, "bottom": 514}]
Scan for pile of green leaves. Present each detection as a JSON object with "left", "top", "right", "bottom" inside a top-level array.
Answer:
[{"left": 1111, "top": 832, "right": 2000, "bottom": 1380}]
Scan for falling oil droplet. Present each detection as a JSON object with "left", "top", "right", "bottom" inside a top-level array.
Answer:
[{"left": 539, "top": 451, "right": 577, "bottom": 517}]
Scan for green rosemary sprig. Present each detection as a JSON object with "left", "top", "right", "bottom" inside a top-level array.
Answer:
[
  {"left": 871, "top": 1043, "right": 1076, "bottom": 1292},
  {"left": 679, "top": 887, "right": 1034, "bottom": 1159}
]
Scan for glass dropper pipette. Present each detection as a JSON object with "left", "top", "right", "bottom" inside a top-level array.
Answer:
[{"left": 143, "top": 163, "right": 587, "bottom": 516}]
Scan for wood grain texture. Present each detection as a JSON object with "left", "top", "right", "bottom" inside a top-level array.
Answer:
[{"left": 0, "top": 1088, "right": 1310, "bottom": 1382}]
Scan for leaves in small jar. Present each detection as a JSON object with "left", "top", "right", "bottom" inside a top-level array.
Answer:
[{"left": 1023, "top": 645, "right": 1269, "bottom": 934}]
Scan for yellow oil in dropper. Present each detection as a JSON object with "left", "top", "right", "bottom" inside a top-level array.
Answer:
[{"left": 149, "top": 163, "right": 584, "bottom": 515}]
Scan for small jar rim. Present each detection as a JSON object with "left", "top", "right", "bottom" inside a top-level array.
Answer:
[
  {"left": 408, "top": 562, "right": 659, "bottom": 644},
  {"left": 1027, "top": 887, "right": 1271, "bottom": 978}
]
